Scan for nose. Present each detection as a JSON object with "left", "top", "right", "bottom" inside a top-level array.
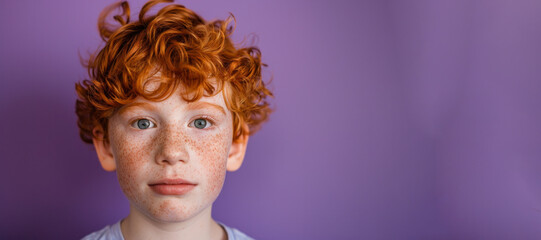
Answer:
[{"left": 154, "top": 124, "right": 189, "bottom": 165}]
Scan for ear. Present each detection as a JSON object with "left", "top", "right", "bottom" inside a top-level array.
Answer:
[
  {"left": 92, "top": 126, "right": 116, "bottom": 171},
  {"left": 226, "top": 131, "right": 249, "bottom": 172}
]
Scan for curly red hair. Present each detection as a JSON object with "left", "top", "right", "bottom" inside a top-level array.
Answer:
[{"left": 75, "top": 0, "right": 272, "bottom": 144}]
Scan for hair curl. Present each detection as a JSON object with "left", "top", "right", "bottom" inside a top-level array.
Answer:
[{"left": 75, "top": 0, "right": 273, "bottom": 144}]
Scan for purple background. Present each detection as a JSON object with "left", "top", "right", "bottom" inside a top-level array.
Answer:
[{"left": 2, "top": 0, "right": 541, "bottom": 239}]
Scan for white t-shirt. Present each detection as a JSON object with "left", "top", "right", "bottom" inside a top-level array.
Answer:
[{"left": 81, "top": 221, "right": 254, "bottom": 240}]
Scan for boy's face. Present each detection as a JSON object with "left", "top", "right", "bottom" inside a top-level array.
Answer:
[{"left": 92, "top": 81, "right": 248, "bottom": 222}]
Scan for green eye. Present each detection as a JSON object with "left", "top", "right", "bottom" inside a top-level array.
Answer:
[
  {"left": 193, "top": 118, "right": 209, "bottom": 129},
  {"left": 135, "top": 119, "right": 154, "bottom": 129}
]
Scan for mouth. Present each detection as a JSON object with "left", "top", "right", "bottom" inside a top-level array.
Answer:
[{"left": 148, "top": 178, "right": 197, "bottom": 195}]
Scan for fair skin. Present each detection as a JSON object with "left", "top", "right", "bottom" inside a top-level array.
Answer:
[{"left": 92, "top": 83, "right": 249, "bottom": 240}]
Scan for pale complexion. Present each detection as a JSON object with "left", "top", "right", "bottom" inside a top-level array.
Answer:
[{"left": 92, "top": 84, "right": 249, "bottom": 240}]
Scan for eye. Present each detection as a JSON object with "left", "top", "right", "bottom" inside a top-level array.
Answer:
[
  {"left": 132, "top": 119, "right": 155, "bottom": 129},
  {"left": 192, "top": 118, "right": 212, "bottom": 129}
]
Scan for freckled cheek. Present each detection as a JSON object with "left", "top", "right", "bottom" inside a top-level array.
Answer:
[
  {"left": 111, "top": 131, "right": 154, "bottom": 201},
  {"left": 192, "top": 131, "right": 232, "bottom": 195}
]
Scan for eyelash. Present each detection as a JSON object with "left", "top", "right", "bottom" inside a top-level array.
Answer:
[
  {"left": 130, "top": 117, "right": 157, "bottom": 130},
  {"left": 189, "top": 115, "right": 216, "bottom": 129},
  {"left": 129, "top": 116, "right": 216, "bottom": 130}
]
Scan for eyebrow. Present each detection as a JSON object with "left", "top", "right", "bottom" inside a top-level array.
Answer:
[
  {"left": 116, "top": 101, "right": 226, "bottom": 116},
  {"left": 186, "top": 101, "right": 226, "bottom": 115},
  {"left": 117, "top": 102, "right": 157, "bottom": 115}
]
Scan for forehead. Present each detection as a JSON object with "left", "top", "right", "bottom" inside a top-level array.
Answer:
[
  {"left": 127, "top": 89, "right": 226, "bottom": 111},
  {"left": 117, "top": 74, "right": 230, "bottom": 115}
]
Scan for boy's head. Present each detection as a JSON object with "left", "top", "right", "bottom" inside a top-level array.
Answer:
[{"left": 75, "top": 0, "right": 272, "bottom": 222}]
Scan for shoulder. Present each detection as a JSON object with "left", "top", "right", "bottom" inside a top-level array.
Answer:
[
  {"left": 81, "top": 221, "right": 124, "bottom": 240},
  {"left": 220, "top": 223, "right": 255, "bottom": 240}
]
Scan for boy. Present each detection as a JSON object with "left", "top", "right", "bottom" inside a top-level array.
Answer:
[{"left": 75, "top": 0, "right": 272, "bottom": 239}]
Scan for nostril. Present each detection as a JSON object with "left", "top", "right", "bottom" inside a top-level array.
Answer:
[{"left": 155, "top": 145, "right": 189, "bottom": 165}]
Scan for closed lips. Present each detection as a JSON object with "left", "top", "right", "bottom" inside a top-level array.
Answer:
[
  {"left": 149, "top": 178, "right": 197, "bottom": 195},
  {"left": 148, "top": 178, "right": 196, "bottom": 186}
]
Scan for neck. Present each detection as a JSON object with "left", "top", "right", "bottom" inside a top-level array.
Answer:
[{"left": 120, "top": 204, "right": 226, "bottom": 240}]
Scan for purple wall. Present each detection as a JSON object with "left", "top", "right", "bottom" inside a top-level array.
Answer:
[{"left": 2, "top": 0, "right": 541, "bottom": 239}]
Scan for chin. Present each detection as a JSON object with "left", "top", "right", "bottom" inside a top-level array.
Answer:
[{"left": 141, "top": 199, "right": 209, "bottom": 223}]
